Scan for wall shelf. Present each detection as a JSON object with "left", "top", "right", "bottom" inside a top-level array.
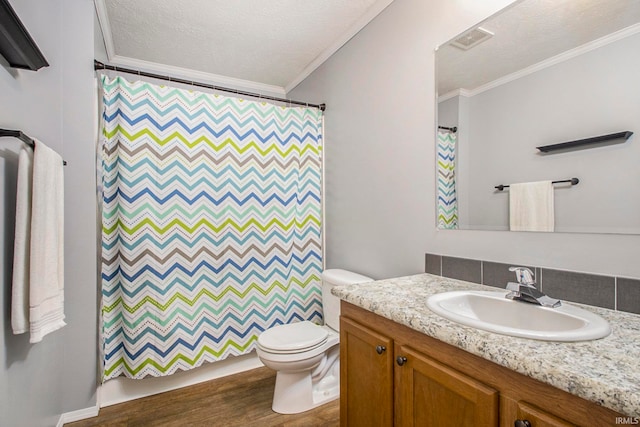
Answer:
[
  {"left": 0, "top": 0, "right": 49, "bottom": 70},
  {"left": 536, "top": 131, "right": 633, "bottom": 153}
]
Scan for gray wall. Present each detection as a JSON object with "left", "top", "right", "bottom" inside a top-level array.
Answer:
[
  {"left": 289, "top": 0, "right": 640, "bottom": 280},
  {"left": 0, "top": 1, "right": 97, "bottom": 425},
  {"left": 437, "top": 97, "right": 458, "bottom": 128},
  {"left": 459, "top": 33, "right": 640, "bottom": 233}
]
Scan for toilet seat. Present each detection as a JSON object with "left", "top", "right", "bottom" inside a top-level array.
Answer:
[
  {"left": 256, "top": 326, "right": 339, "bottom": 365},
  {"left": 258, "top": 321, "right": 329, "bottom": 354}
]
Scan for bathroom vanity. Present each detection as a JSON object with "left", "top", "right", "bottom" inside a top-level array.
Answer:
[{"left": 334, "top": 274, "right": 640, "bottom": 426}]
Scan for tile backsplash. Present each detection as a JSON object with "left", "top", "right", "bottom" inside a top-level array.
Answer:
[{"left": 425, "top": 253, "right": 640, "bottom": 315}]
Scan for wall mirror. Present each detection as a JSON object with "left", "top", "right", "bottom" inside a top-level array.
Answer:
[{"left": 435, "top": 0, "right": 640, "bottom": 234}]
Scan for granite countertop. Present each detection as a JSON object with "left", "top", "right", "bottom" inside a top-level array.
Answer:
[{"left": 332, "top": 273, "right": 640, "bottom": 417}]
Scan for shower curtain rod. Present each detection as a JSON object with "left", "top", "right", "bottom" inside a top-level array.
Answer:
[
  {"left": 438, "top": 125, "right": 457, "bottom": 133},
  {"left": 94, "top": 60, "right": 326, "bottom": 111}
]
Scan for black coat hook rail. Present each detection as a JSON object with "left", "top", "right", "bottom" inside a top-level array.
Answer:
[
  {"left": 0, "top": 128, "right": 67, "bottom": 165},
  {"left": 438, "top": 125, "right": 458, "bottom": 133},
  {"left": 495, "top": 177, "right": 579, "bottom": 191}
]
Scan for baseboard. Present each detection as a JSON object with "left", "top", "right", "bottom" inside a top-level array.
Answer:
[
  {"left": 98, "top": 353, "right": 264, "bottom": 407},
  {"left": 56, "top": 406, "right": 100, "bottom": 427}
]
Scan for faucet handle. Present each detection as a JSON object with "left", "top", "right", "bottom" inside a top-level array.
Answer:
[{"left": 508, "top": 267, "right": 536, "bottom": 286}]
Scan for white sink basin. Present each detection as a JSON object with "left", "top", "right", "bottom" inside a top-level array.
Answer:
[{"left": 427, "top": 290, "right": 611, "bottom": 342}]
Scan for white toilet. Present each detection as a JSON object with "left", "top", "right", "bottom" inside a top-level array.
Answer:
[{"left": 256, "top": 269, "right": 372, "bottom": 414}]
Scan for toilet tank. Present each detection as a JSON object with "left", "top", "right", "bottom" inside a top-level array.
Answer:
[{"left": 321, "top": 269, "right": 372, "bottom": 331}]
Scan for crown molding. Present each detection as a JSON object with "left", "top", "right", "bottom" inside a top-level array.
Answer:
[
  {"left": 284, "top": 0, "right": 395, "bottom": 93},
  {"left": 438, "top": 88, "right": 472, "bottom": 103},
  {"left": 103, "top": 55, "right": 287, "bottom": 96},
  {"left": 465, "top": 22, "right": 640, "bottom": 98},
  {"left": 93, "top": 0, "right": 115, "bottom": 59}
]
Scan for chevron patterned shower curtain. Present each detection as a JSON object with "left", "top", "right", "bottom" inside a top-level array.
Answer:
[
  {"left": 437, "top": 129, "right": 458, "bottom": 229},
  {"left": 99, "top": 76, "right": 323, "bottom": 380}
]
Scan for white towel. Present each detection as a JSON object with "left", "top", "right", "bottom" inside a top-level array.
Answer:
[
  {"left": 12, "top": 148, "right": 33, "bottom": 334},
  {"left": 509, "top": 180, "right": 555, "bottom": 232},
  {"left": 27, "top": 140, "right": 66, "bottom": 342}
]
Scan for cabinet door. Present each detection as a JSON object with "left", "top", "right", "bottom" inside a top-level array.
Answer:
[
  {"left": 340, "top": 317, "right": 394, "bottom": 427},
  {"left": 507, "top": 400, "right": 576, "bottom": 427},
  {"left": 395, "top": 345, "right": 499, "bottom": 427}
]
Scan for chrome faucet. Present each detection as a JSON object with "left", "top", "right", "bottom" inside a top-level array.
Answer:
[{"left": 506, "top": 267, "right": 561, "bottom": 308}]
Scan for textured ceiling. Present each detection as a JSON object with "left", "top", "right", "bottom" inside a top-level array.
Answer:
[
  {"left": 437, "top": 0, "right": 640, "bottom": 95},
  {"left": 100, "top": 0, "right": 388, "bottom": 90}
]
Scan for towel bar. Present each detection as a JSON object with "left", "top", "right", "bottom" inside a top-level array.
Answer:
[
  {"left": 0, "top": 128, "right": 67, "bottom": 165},
  {"left": 495, "top": 178, "right": 579, "bottom": 191}
]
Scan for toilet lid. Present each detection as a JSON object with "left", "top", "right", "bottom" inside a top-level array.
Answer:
[{"left": 258, "top": 321, "right": 328, "bottom": 352}]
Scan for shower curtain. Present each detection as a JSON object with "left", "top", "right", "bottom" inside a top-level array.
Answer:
[
  {"left": 99, "top": 76, "right": 323, "bottom": 380},
  {"left": 437, "top": 129, "right": 458, "bottom": 229}
]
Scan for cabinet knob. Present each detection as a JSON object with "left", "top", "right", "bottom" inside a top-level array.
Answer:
[
  {"left": 514, "top": 420, "right": 532, "bottom": 427},
  {"left": 375, "top": 345, "right": 386, "bottom": 354},
  {"left": 396, "top": 356, "right": 407, "bottom": 366}
]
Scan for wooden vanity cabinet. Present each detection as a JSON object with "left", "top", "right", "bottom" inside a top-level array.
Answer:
[
  {"left": 501, "top": 398, "right": 577, "bottom": 427},
  {"left": 340, "top": 314, "right": 498, "bottom": 427},
  {"left": 340, "top": 301, "right": 622, "bottom": 427},
  {"left": 394, "top": 345, "right": 499, "bottom": 426},
  {"left": 340, "top": 317, "right": 394, "bottom": 426}
]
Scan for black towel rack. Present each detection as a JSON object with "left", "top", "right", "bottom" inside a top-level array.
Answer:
[
  {"left": 495, "top": 178, "right": 579, "bottom": 191},
  {"left": 0, "top": 128, "right": 66, "bottom": 165}
]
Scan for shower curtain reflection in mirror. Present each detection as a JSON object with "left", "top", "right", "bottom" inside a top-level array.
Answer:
[{"left": 437, "top": 129, "right": 458, "bottom": 229}]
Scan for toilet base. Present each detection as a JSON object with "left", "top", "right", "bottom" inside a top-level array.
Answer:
[{"left": 271, "top": 348, "right": 340, "bottom": 414}]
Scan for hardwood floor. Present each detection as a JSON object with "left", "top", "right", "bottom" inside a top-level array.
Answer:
[{"left": 67, "top": 367, "right": 339, "bottom": 427}]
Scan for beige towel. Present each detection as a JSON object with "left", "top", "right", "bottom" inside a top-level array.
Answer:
[
  {"left": 28, "top": 140, "right": 66, "bottom": 342},
  {"left": 509, "top": 180, "right": 555, "bottom": 232},
  {"left": 12, "top": 148, "right": 33, "bottom": 334}
]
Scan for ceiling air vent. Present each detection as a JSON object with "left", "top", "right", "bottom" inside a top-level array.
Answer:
[{"left": 450, "top": 27, "right": 494, "bottom": 51}]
